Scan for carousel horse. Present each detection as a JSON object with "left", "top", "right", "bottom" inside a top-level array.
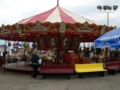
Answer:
[
  {"left": 21, "top": 49, "right": 32, "bottom": 66},
  {"left": 42, "top": 49, "right": 56, "bottom": 64}
]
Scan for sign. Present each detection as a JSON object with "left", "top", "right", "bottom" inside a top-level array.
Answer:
[
  {"left": 78, "top": 27, "right": 91, "bottom": 32},
  {"left": 32, "top": 25, "right": 46, "bottom": 32}
]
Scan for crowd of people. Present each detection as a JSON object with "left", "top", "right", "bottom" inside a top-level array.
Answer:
[
  {"left": 78, "top": 47, "right": 120, "bottom": 63},
  {"left": 1, "top": 42, "right": 120, "bottom": 78},
  {"left": 1, "top": 46, "right": 120, "bottom": 65},
  {"left": 0, "top": 41, "right": 56, "bottom": 65},
  {"left": 0, "top": 44, "right": 57, "bottom": 78}
]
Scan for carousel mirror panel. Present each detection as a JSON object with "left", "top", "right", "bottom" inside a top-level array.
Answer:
[
  {"left": 62, "top": 37, "right": 72, "bottom": 50},
  {"left": 37, "top": 36, "right": 46, "bottom": 50},
  {"left": 72, "top": 36, "right": 80, "bottom": 51},
  {"left": 47, "top": 36, "right": 58, "bottom": 50}
]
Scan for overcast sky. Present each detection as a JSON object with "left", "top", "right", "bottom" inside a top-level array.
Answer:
[{"left": 0, "top": 0, "right": 120, "bottom": 44}]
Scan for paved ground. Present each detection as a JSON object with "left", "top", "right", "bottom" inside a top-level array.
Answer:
[{"left": 0, "top": 67, "right": 120, "bottom": 90}]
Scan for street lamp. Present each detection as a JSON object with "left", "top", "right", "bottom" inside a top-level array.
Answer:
[{"left": 97, "top": 5, "right": 118, "bottom": 26}]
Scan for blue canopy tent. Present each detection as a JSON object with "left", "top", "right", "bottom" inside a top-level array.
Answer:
[
  {"left": 110, "top": 44, "right": 120, "bottom": 48},
  {"left": 94, "top": 27, "right": 120, "bottom": 48}
]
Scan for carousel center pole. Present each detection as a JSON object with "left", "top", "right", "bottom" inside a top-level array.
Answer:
[{"left": 57, "top": 0, "right": 59, "bottom": 6}]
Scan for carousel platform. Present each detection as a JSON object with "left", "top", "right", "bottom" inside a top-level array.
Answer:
[
  {"left": 3, "top": 61, "right": 33, "bottom": 74},
  {"left": 2, "top": 61, "right": 75, "bottom": 75}
]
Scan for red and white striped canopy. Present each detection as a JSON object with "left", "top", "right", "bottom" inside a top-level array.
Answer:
[{"left": 18, "top": 5, "right": 95, "bottom": 24}]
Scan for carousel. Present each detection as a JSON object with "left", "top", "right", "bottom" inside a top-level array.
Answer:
[{"left": 0, "top": 1, "right": 115, "bottom": 77}]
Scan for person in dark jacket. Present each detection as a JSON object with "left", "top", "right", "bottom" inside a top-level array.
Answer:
[
  {"left": 3, "top": 49, "right": 7, "bottom": 58},
  {"left": 31, "top": 50, "right": 40, "bottom": 78},
  {"left": 0, "top": 53, "right": 4, "bottom": 66}
]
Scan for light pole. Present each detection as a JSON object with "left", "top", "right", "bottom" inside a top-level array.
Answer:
[{"left": 97, "top": 5, "right": 118, "bottom": 26}]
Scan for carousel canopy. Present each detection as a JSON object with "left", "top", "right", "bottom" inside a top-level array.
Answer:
[
  {"left": 0, "top": 0, "right": 114, "bottom": 43},
  {"left": 18, "top": 3, "right": 95, "bottom": 24}
]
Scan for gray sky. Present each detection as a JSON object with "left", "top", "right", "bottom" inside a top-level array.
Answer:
[{"left": 0, "top": 0, "right": 120, "bottom": 44}]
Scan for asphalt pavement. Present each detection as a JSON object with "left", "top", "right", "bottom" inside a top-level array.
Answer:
[{"left": 0, "top": 67, "right": 120, "bottom": 90}]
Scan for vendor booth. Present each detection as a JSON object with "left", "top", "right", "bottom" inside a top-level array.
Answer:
[{"left": 94, "top": 27, "right": 120, "bottom": 75}]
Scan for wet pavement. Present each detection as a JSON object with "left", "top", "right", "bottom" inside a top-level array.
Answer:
[{"left": 0, "top": 67, "right": 120, "bottom": 90}]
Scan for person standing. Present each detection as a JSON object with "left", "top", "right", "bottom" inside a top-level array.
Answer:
[
  {"left": 31, "top": 50, "right": 40, "bottom": 78},
  {"left": 32, "top": 42, "right": 37, "bottom": 50},
  {"left": 3, "top": 49, "right": 7, "bottom": 58},
  {"left": 2, "top": 49, "right": 7, "bottom": 63},
  {"left": 0, "top": 52, "right": 4, "bottom": 66}
]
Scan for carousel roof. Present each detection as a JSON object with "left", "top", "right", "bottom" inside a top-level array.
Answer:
[
  {"left": 18, "top": 2, "right": 95, "bottom": 24},
  {"left": 0, "top": 1, "right": 113, "bottom": 42}
]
